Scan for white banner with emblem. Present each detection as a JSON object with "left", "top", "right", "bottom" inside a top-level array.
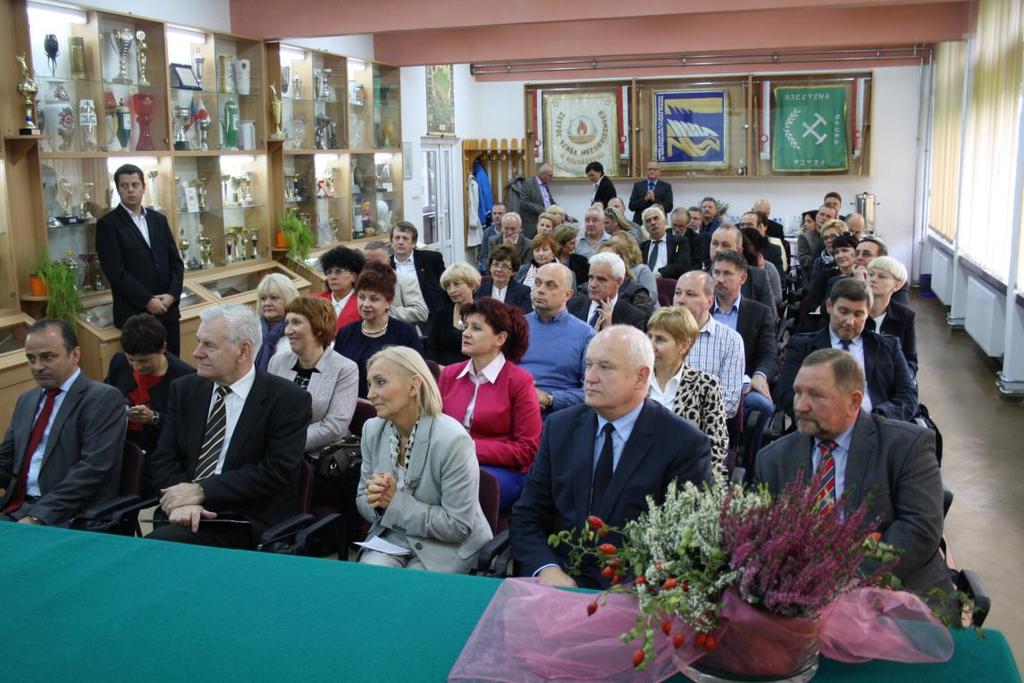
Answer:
[{"left": 543, "top": 91, "right": 619, "bottom": 178}]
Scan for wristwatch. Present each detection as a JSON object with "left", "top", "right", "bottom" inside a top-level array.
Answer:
[{"left": 151, "top": 411, "right": 161, "bottom": 426}]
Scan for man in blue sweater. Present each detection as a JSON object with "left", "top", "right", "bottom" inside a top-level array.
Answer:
[{"left": 519, "top": 263, "right": 596, "bottom": 413}]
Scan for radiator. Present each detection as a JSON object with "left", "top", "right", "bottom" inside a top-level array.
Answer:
[
  {"left": 931, "top": 249, "right": 953, "bottom": 304},
  {"left": 964, "top": 276, "right": 1005, "bottom": 357}
]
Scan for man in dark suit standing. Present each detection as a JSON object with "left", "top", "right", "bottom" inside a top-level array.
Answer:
[
  {"left": 628, "top": 161, "right": 673, "bottom": 224},
  {"left": 585, "top": 161, "right": 617, "bottom": 207},
  {"left": 0, "top": 319, "right": 125, "bottom": 525},
  {"left": 149, "top": 304, "right": 311, "bottom": 548},
  {"left": 511, "top": 325, "right": 712, "bottom": 588},
  {"left": 517, "top": 164, "right": 555, "bottom": 239},
  {"left": 567, "top": 253, "right": 648, "bottom": 331},
  {"left": 390, "top": 221, "right": 446, "bottom": 331},
  {"left": 774, "top": 278, "right": 918, "bottom": 421},
  {"left": 96, "top": 164, "right": 185, "bottom": 355},
  {"left": 755, "top": 349, "right": 947, "bottom": 595},
  {"left": 640, "top": 206, "right": 691, "bottom": 279}
]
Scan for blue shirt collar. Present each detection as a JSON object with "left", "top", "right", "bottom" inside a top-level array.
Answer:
[
  {"left": 713, "top": 293, "right": 742, "bottom": 315},
  {"left": 596, "top": 400, "right": 644, "bottom": 440},
  {"left": 816, "top": 419, "right": 856, "bottom": 454}
]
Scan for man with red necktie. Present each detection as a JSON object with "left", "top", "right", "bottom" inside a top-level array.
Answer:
[{"left": 753, "top": 348, "right": 948, "bottom": 597}]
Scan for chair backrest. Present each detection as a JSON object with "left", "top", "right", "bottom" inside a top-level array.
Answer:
[
  {"left": 120, "top": 441, "right": 144, "bottom": 496},
  {"left": 477, "top": 468, "right": 501, "bottom": 535},
  {"left": 298, "top": 460, "right": 314, "bottom": 514},
  {"left": 350, "top": 401, "right": 377, "bottom": 438},
  {"left": 656, "top": 277, "right": 677, "bottom": 307}
]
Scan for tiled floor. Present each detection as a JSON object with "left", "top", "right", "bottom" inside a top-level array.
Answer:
[{"left": 913, "top": 293, "right": 1023, "bottom": 662}]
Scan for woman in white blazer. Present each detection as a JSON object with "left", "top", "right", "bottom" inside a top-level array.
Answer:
[
  {"left": 356, "top": 346, "right": 492, "bottom": 573},
  {"left": 268, "top": 296, "right": 359, "bottom": 451}
]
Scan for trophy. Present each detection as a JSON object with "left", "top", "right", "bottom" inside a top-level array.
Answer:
[
  {"left": 80, "top": 182, "right": 96, "bottom": 221},
  {"left": 281, "top": 66, "right": 290, "bottom": 94},
  {"left": 178, "top": 227, "right": 191, "bottom": 270},
  {"left": 194, "top": 99, "right": 211, "bottom": 150},
  {"left": 291, "top": 73, "right": 301, "bottom": 99},
  {"left": 102, "top": 90, "right": 118, "bottom": 150},
  {"left": 57, "top": 177, "right": 74, "bottom": 221},
  {"left": 62, "top": 250, "right": 82, "bottom": 290},
  {"left": 131, "top": 93, "right": 155, "bottom": 151},
  {"left": 172, "top": 104, "right": 191, "bottom": 150},
  {"left": 317, "top": 68, "right": 332, "bottom": 100},
  {"left": 196, "top": 178, "right": 208, "bottom": 211},
  {"left": 247, "top": 227, "right": 259, "bottom": 259},
  {"left": 79, "top": 99, "right": 97, "bottom": 150},
  {"left": 56, "top": 100, "right": 75, "bottom": 152},
  {"left": 70, "top": 37, "right": 86, "bottom": 80},
  {"left": 135, "top": 31, "right": 150, "bottom": 87},
  {"left": 109, "top": 28, "right": 135, "bottom": 85},
  {"left": 146, "top": 170, "right": 161, "bottom": 210},
  {"left": 329, "top": 217, "right": 340, "bottom": 241},
  {"left": 218, "top": 55, "right": 234, "bottom": 93},
  {"left": 196, "top": 224, "right": 214, "bottom": 268},
  {"left": 228, "top": 175, "right": 242, "bottom": 205},
  {"left": 115, "top": 98, "right": 131, "bottom": 150},
  {"left": 16, "top": 54, "right": 40, "bottom": 135},
  {"left": 270, "top": 84, "right": 284, "bottom": 139},
  {"left": 80, "top": 253, "right": 104, "bottom": 290},
  {"left": 242, "top": 172, "right": 254, "bottom": 204},
  {"left": 191, "top": 47, "right": 205, "bottom": 90},
  {"left": 44, "top": 34, "right": 59, "bottom": 77}
]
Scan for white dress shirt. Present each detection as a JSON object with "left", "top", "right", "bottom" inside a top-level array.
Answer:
[
  {"left": 26, "top": 368, "right": 81, "bottom": 496},
  {"left": 394, "top": 253, "right": 417, "bottom": 280},
  {"left": 586, "top": 295, "right": 618, "bottom": 327},
  {"left": 829, "top": 329, "right": 873, "bottom": 413},
  {"left": 126, "top": 205, "right": 151, "bottom": 247},
  {"left": 491, "top": 284, "right": 508, "bottom": 303},
  {"left": 647, "top": 237, "right": 668, "bottom": 272},
  {"left": 457, "top": 353, "right": 506, "bottom": 428},
  {"left": 647, "top": 364, "right": 684, "bottom": 409},
  {"left": 331, "top": 290, "right": 354, "bottom": 317},
  {"left": 207, "top": 365, "right": 257, "bottom": 475}
]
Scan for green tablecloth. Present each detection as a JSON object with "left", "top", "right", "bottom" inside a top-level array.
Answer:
[{"left": 1, "top": 524, "right": 1019, "bottom": 682}]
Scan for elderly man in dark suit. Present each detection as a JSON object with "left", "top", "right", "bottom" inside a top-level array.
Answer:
[
  {"left": 755, "top": 348, "right": 947, "bottom": 595},
  {"left": 149, "top": 304, "right": 311, "bottom": 548},
  {"left": 390, "top": 221, "right": 446, "bottom": 331},
  {"left": 487, "top": 212, "right": 531, "bottom": 264},
  {"left": 96, "top": 164, "right": 184, "bottom": 354},
  {"left": 640, "top": 206, "right": 691, "bottom": 279},
  {"left": 518, "top": 165, "right": 555, "bottom": 238},
  {"left": 512, "top": 325, "right": 712, "bottom": 588},
  {"left": 0, "top": 319, "right": 125, "bottom": 525},
  {"left": 567, "top": 253, "right": 648, "bottom": 331},
  {"left": 628, "top": 161, "right": 673, "bottom": 224},
  {"left": 775, "top": 278, "right": 918, "bottom": 422}
]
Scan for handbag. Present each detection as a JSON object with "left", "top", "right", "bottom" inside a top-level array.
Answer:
[{"left": 306, "top": 436, "right": 362, "bottom": 507}]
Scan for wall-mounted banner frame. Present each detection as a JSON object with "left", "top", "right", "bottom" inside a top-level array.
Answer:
[
  {"left": 772, "top": 85, "right": 849, "bottom": 172},
  {"left": 543, "top": 91, "right": 619, "bottom": 178},
  {"left": 653, "top": 89, "right": 729, "bottom": 169}
]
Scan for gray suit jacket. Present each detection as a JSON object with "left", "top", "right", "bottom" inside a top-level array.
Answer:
[
  {"left": 488, "top": 233, "right": 531, "bottom": 263},
  {"left": 268, "top": 349, "right": 359, "bottom": 451},
  {"left": 753, "top": 411, "right": 947, "bottom": 594},
  {"left": 356, "top": 413, "right": 493, "bottom": 573},
  {"left": 518, "top": 175, "right": 554, "bottom": 238},
  {"left": 0, "top": 372, "right": 126, "bottom": 524}
]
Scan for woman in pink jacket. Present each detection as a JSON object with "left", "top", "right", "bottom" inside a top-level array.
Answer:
[{"left": 438, "top": 297, "right": 541, "bottom": 512}]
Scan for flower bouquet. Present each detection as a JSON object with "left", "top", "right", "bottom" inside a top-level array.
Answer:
[{"left": 449, "top": 476, "right": 954, "bottom": 682}]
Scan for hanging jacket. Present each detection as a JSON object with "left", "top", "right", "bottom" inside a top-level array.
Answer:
[
  {"left": 467, "top": 173, "right": 482, "bottom": 247},
  {"left": 473, "top": 159, "right": 494, "bottom": 227}
]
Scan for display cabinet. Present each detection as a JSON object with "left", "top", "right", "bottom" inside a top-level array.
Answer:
[
  {"left": 187, "top": 259, "right": 310, "bottom": 306},
  {"left": 0, "top": 311, "right": 36, "bottom": 431},
  {"left": 350, "top": 151, "right": 401, "bottom": 239},
  {"left": 373, "top": 63, "right": 401, "bottom": 150}
]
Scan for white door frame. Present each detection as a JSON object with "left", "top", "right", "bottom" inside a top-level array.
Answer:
[{"left": 420, "top": 136, "right": 464, "bottom": 264}]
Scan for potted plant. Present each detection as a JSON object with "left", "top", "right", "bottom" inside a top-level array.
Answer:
[
  {"left": 34, "top": 252, "right": 81, "bottom": 325},
  {"left": 279, "top": 209, "right": 314, "bottom": 262},
  {"left": 28, "top": 251, "right": 48, "bottom": 297}
]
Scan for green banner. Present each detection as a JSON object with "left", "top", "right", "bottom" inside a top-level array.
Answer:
[{"left": 772, "top": 85, "right": 848, "bottom": 172}]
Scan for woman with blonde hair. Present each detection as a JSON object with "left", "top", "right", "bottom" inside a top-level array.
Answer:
[
  {"left": 604, "top": 205, "right": 648, "bottom": 244},
  {"left": 600, "top": 232, "right": 657, "bottom": 301},
  {"left": 426, "top": 262, "right": 482, "bottom": 366},
  {"left": 536, "top": 212, "right": 557, "bottom": 236},
  {"left": 646, "top": 307, "right": 728, "bottom": 471},
  {"left": 255, "top": 272, "right": 300, "bottom": 370},
  {"left": 866, "top": 255, "right": 917, "bottom": 373},
  {"left": 356, "top": 346, "right": 493, "bottom": 572}
]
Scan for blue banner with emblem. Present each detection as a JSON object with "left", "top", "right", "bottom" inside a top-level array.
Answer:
[{"left": 653, "top": 89, "right": 729, "bottom": 169}]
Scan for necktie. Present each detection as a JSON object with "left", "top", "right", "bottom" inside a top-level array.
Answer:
[
  {"left": 194, "top": 386, "right": 230, "bottom": 481},
  {"left": 648, "top": 181, "right": 655, "bottom": 193},
  {"left": 814, "top": 440, "right": 838, "bottom": 514},
  {"left": 839, "top": 340, "right": 852, "bottom": 351},
  {"left": 648, "top": 240, "right": 662, "bottom": 269},
  {"left": 588, "top": 304, "right": 602, "bottom": 328},
  {"left": 3, "top": 388, "right": 61, "bottom": 514},
  {"left": 591, "top": 423, "right": 615, "bottom": 513}
]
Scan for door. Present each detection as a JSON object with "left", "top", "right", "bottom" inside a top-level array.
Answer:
[{"left": 421, "top": 137, "right": 462, "bottom": 264}]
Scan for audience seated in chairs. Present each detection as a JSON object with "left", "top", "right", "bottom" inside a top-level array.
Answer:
[
  {"left": 775, "top": 278, "right": 919, "bottom": 422},
  {"left": 389, "top": 221, "right": 447, "bottom": 331},
  {"left": 646, "top": 307, "right": 728, "bottom": 472},
  {"left": 754, "top": 348, "right": 949, "bottom": 598},
  {"left": 1, "top": 319, "right": 126, "bottom": 526},
  {"left": 808, "top": 219, "right": 847, "bottom": 283},
  {"left": 552, "top": 225, "right": 589, "bottom": 290},
  {"left": 535, "top": 212, "right": 557, "bottom": 237},
  {"left": 268, "top": 296, "right": 359, "bottom": 450},
  {"left": 797, "top": 205, "right": 836, "bottom": 276},
  {"left": 510, "top": 325, "right": 713, "bottom": 589},
  {"left": 568, "top": 253, "right": 649, "bottom": 332},
  {"left": 255, "top": 273, "right": 300, "bottom": 371},
  {"left": 603, "top": 205, "right": 647, "bottom": 245},
  {"left": 425, "top": 263, "right": 481, "bottom": 367},
  {"left": 673, "top": 271, "right": 745, "bottom": 419},
  {"left": 600, "top": 232, "right": 657, "bottom": 302},
  {"left": 312, "top": 246, "right": 366, "bottom": 334},
  {"left": 356, "top": 346, "right": 493, "bottom": 572},
  {"left": 148, "top": 304, "right": 312, "bottom": 548},
  {"left": 740, "top": 227, "right": 783, "bottom": 309},
  {"left": 439, "top": 298, "right": 542, "bottom": 513},
  {"left": 515, "top": 235, "right": 557, "bottom": 292},
  {"left": 488, "top": 212, "right": 531, "bottom": 264},
  {"left": 806, "top": 230, "right": 859, "bottom": 315},
  {"left": 640, "top": 205, "right": 693, "bottom": 280},
  {"left": 866, "top": 256, "right": 918, "bottom": 374},
  {"left": 519, "top": 263, "right": 596, "bottom": 414},
  {"left": 362, "top": 240, "right": 430, "bottom": 329},
  {"left": 479, "top": 244, "right": 532, "bottom": 312},
  {"left": 708, "top": 224, "right": 776, "bottom": 313},
  {"left": 105, "top": 313, "right": 194, "bottom": 492},
  {"left": 334, "top": 262, "right": 423, "bottom": 400},
  {"left": 856, "top": 236, "right": 911, "bottom": 307}
]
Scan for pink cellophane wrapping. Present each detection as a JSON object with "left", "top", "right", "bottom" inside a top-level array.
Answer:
[{"left": 448, "top": 579, "right": 953, "bottom": 682}]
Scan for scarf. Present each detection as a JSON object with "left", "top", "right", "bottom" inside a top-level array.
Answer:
[{"left": 256, "top": 317, "right": 287, "bottom": 371}]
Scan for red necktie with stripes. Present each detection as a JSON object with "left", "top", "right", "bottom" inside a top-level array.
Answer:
[
  {"left": 814, "top": 439, "right": 838, "bottom": 514},
  {"left": 4, "top": 387, "right": 61, "bottom": 514}
]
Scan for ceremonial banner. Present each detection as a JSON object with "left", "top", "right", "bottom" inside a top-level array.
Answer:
[
  {"left": 544, "top": 91, "right": 619, "bottom": 178},
  {"left": 426, "top": 65, "right": 454, "bottom": 136},
  {"left": 772, "top": 85, "right": 849, "bottom": 172},
  {"left": 653, "top": 89, "right": 729, "bottom": 169}
]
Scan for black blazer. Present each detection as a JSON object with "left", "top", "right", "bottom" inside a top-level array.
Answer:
[
  {"left": 424, "top": 302, "right": 470, "bottom": 366},
  {"left": 592, "top": 175, "right": 618, "bottom": 207},
  {"left": 763, "top": 241, "right": 785, "bottom": 278},
  {"left": 477, "top": 278, "right": 533, "bottom": 313},
  {"left": 735, "top": 297, "right": 779, "bottom": 382},
  {"left": 561, "top": 254, "right": 590, "bottom": 290},
  {"left": 628, "top": 179, "right": 673, "bottom": 224},
  {"left": 774, "top": 328, "right": 918, "bottom": 421},
  {"left": 149, "top": 370, "right": 312, "bottom": 538},
  {"left": 510, "top": 399, "right": 712, "bottom": 587},
  {"left": 392, "top": 249, "right": 446, "bottom": 319},
  {"left": 641, "top": 233, "right": 692, "bottom": 279},
  {"left": 682, "top": 229, "right": 706, "bottom": 270},
  {"left": 105, "top": 351, "right": 195, "bottom": 454},
  {"left": 95, "top": 205, "right": 184, "bottom": 327},
  {"left": 567, "top": 293, "right": 648, "bottom": 331},
  {"left": 865, "top": 301, "right": 918, "bottom": 374},
  {"left": 765, "top": 218, "right": 785, "bottom": 240},
  {"left": 708, "top": 263, "right": 775, "bottom": 313}
]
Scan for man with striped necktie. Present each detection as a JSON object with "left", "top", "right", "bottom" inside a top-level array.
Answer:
[
  {"left": 753, "top": 349, "right": 949, "bottom": 596},
  {"left": 149, "top": 304, "right": 311, "bottom": 548}
]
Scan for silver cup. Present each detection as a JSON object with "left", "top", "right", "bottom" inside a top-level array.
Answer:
[{"left": 110, "top": 28, "right": 134, "bottom": 85}]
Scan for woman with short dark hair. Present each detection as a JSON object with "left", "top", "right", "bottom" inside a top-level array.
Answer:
[{"left": 314, "top": 246, "right": 366, "bottom": 333}]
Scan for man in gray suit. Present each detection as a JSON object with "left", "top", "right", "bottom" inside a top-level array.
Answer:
[
  {"left": 488, "top": 212, "right": 531, "bottom": 263},
  {"left": 0, "top": 319, "right": 125, "bottom": 525},
  {"left": 754, "top": 348, "right": 948, "bottom": 596},
  {"left": 518, "top": 164, "right": 556, "bottom": 239}
]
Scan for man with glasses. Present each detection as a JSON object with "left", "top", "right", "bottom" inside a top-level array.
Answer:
[
  {"left": 670, "top": 207, "right": 706, "bottom": 272},
  {"left": 739, "top": 211, "right": 786, "bottom": 275}
]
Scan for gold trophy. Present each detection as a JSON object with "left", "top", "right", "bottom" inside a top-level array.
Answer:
[
  {"left": 70, "top": 37, "right": 87, "bottom": 80},
  {"left": 16, "top": 54, "right": 40, "bottom": 135},
  {"left": 270, "top": 84, "right": 284, "bottom": 139},
  {"left": 135, "top": 30, "right": 150, "bottom": 87}
]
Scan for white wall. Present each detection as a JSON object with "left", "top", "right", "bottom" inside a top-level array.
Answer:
[
  {"left": 284, "top": 36, "right": 374, "bottom": 61},
  {"left": 91, "top": 0, "right": 231, "bottom": 32}
]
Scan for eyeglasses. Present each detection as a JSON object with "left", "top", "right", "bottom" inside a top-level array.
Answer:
[
  {"left": 737, "top": 222, "right": 756, "bottom": 229},
  {"left": 324, "top": 268, "right": 351, "bottom": 276},
  {"left": 491, "top": 262, "right": 513, "bottom": 271}
]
